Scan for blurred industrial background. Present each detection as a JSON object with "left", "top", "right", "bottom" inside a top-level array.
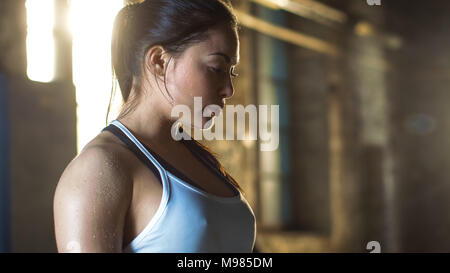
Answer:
[{"left": 1, "top": 0, "right": 450, "bottom": 252}]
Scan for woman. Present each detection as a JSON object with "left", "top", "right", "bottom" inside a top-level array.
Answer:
[{"left": 53, "top": 0, "right": 256, "bottom": 253}]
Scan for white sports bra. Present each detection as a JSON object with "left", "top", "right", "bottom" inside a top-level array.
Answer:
[{"left": 103, "top": 120, "right": 257, "bottom": 253}]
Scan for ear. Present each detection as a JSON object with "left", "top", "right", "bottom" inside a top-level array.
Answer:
[{"left": 144, "top": 45, "right": 169, "bottom": 78}]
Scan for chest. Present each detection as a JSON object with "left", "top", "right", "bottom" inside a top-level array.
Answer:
[{"left": 122, "top": 146, "right": 238, "bottom": 248}]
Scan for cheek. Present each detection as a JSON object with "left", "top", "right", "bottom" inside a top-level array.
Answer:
[
  {"left": 175, "top": 64, "right": 221, "bottom": 127},
  {"left": 172, "top": 60, "right": 218, "bottom": 104}
]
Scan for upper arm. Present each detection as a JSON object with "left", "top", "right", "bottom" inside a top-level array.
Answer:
[{"left": 53, "top": 145, "right": 133, "bottom": 253}]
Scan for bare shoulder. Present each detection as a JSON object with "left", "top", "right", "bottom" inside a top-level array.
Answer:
[
  {"left": 53, "top": 132, "right": 134, "bottom": 252},
  {"left": 55, "top": 132, "right": 134, "bottom": 198}
]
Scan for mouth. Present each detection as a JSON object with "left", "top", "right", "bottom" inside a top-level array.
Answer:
[
  {"left": 210, "top": 102, "right": 224, "bottom": 118},
  {"left": 218, "top": 100, "right": 225, "bottom": 109},
  {"left": 204, "top": 101, "right": 225, "bottom": 118}
]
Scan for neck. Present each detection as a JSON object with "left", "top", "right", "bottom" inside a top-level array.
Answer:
[{"left": 117, "top": 100, "right": 181, "bottom": 151}]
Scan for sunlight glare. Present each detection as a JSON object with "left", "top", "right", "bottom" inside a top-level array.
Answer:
[
  {"left": 70, "top": 0, "right": 124, "bottom": 153},
  {"left": 26, "top": 0, "right": 55, "bottom": 83}
]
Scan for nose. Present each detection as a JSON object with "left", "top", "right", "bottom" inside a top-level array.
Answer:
[{"left": 221, "top": 77, "right": 235, "bottom": 100}]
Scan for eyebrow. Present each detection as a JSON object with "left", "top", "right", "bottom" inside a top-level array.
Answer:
[{"left": 209, "top": 52, "right": 238, "bottom": 65}]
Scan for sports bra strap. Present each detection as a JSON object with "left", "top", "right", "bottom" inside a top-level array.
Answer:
[{"left": 102, "top": 123, "right": 164, "bottom": 186}]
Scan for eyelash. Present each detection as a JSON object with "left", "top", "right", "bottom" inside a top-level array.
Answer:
[{"left": 210, "top": 67, "right": 239, "bottom": 78}]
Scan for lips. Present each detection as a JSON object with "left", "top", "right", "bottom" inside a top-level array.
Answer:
[
  {"left": 210, "top": 102, "right": 224, "bottom": 118},
  {"left": 217, "top": 98, "right": 226, "bottom": 108}
]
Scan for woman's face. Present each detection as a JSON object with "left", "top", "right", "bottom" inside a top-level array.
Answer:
[{"left": 162, "top": 23, "right": 240, "bottom": 130}]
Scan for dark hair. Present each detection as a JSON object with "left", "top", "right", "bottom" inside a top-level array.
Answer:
[{"left": 107, "top": 0, "right": 243, "bottom": 193}]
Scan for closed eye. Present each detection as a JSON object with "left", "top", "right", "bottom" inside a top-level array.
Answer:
[
  {"left": 210, "top": 67, "right": 224, "bottom": 74},
  {"left": 209, "top": 66, "right": 239, "bottom": 79}
]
